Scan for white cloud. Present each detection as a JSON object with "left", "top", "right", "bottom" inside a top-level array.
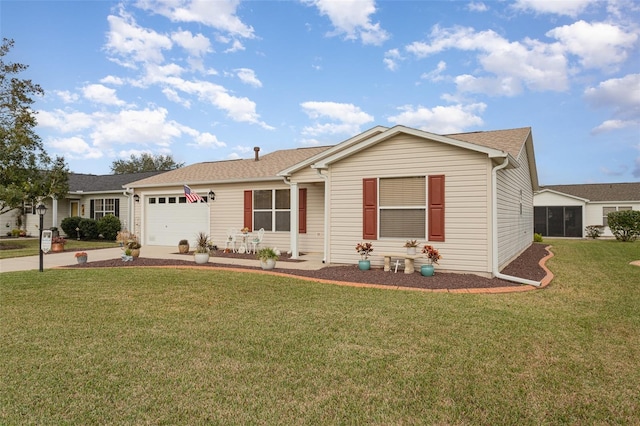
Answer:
[
  {"left": 546, "top": 21, "right": 637, "bottom": 71},
  {"left": 513, "top": 0, "right": 596, "bottom": 17},
  {"left": 82, "top": 84, "right": 126, "bottom": 106},
  {"left": 224, "top": 39, "right": 245, "bottom": 53},
  {"left": 100, "top": 75, "right": 124, "bottom": 85},
  {"left": 405, "top": 25, "right": 569, "bottom": 95},
  {"left": 304, "top": 0, "right": 389, "bottom": 45},
  {"left": 37, "top": 109, "right": 94, "bottom": 133},
  {"left": 48, "top": 136, "right": 103, "bottom": 160},
  {"left": 585, "top": 74, "right": 640, "bottom": 134},
  {"left": 162, "top": 88, "right": 191, "bottom": 108},
  {"left": 53, "top": 90, "right": 79, "bottom": 104},
  {"left": 105, "top": 11, "right": 172, "bottom": 67},
  {"left": 135, "top": 0, "right": 255, "bottom": 39},
  {"left": 301, "top": 101, "right": 374, "bottom": 137},
  {"left": 421, "top": 61, "right": 447, "bottom": 82},
  {"left": 171, "top": 30, "right": 212, "bottom": 56},
  {"left": 387, "top": 103, "right": 486, "bottom": 134},
  {"left": 383, "top": 49, "right": 402, "bottom": 71},
  {"left": 467, "top": 2, "right": 488, "bottom": 12},
  {"left": 188, "top": 132, "right": 227, "bottom": 148},
  {"left": 235, "top": 68, "right": 262, "bottom": 88}
]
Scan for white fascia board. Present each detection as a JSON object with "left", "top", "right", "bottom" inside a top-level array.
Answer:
[
  {"left": 278, "top": 125, "right": 389, "bottom": 176},
  {"left": 126, "top": 176, "right": 283, "bottom": 190},
  {"left": 534, "top": 188, "right": 590, "bottom": 203},
  {"left": 312, "top": 125, "right": 508, "bottom": 169}
]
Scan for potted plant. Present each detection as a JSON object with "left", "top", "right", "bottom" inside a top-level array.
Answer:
[
  {"left": 126, "top": 239, "right": 142, "bottom": 259},
  {"left": 75, "top": 251, "right": 88, "bottom": 264},
  {"left": 193, "top": 232, "right": 210, "bottom": 264},
  {"left": 178, "top": 239, "right": 190, "bottom": 254},
  {"left": 404, "top": 239, "right": 419, "bottom": 255},
  {"left": 421, "top": 244, "right": 441, "bottom": 277},
  {"left": 51, "top": 236, "right": 66, "bottom": 252},
  {"left": 257, "top": 247, "right": 278, "bottom": 270},
  {"left": 122, "top": 248, "right": 134, "bottom": 262},
  {"left": 355, "top": 242, "right": 373, "bottom": 270}
]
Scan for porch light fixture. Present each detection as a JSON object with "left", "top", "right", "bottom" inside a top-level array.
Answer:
[
  {"left": 36, "top": 203, "right": 47, "bottom": 272},
  {"left": 208, "top": 190, "right": 215, "bottom": 201},
  {"left": 133, "top": 194, "right": 140, "bottom": 202}
]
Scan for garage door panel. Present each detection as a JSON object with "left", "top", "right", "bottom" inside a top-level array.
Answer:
[{"left": 145, "top": 196, "right": 208, "bottom": 246}]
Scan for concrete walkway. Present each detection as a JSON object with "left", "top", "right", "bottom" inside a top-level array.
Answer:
[{"left": 0, "top": 246, "right": 325, "bottom": 273}]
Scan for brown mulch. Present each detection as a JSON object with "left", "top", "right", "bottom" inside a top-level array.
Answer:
[{"left": 66, "top": 244, "right": 551, "bottom": 291}]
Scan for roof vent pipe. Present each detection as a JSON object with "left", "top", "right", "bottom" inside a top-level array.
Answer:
[{"left": 254, "top": 146, "right": 260, "bottom": 161}]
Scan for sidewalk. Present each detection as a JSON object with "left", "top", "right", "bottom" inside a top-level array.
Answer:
[{"left": 0, "top": 246, "right": 325, "bottom": 273}]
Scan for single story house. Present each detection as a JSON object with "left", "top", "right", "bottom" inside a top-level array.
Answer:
[
  {"left": 1, "top": 171, "right": 165, "bottom": 237},
  {"left": 533, "top": 182, "right": 640, "bottom": 238},
  {"left": 127, "top": 125, "right": 540, "bottom": 282}
]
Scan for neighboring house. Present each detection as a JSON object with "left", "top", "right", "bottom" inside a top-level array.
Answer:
[
  {"left": 534, "top": 182, "right": 640, "bottom": 238},
  {"left": 127, "top": 125, "right": 539, "bottom": 280},
  {"left": 1, "top": 171, "right": 165, "bottom": 237}
]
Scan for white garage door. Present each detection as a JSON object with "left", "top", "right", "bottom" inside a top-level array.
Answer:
[{"left": 145, "top": 195, "right": 209, "bottom": 246}]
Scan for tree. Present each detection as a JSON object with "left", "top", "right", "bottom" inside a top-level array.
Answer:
[
  {"left": 0, "top": 38, "right": 69, "bottom": 215},
  {"left": 608, "top": 210, "right": 640, "bottom": 242},
  {"left": 110, "top": 153, "right": 184, "bottom": 174}
]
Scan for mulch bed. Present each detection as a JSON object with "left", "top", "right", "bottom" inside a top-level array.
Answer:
[{"left": 66, "top": 244, "right": 551, "bottom": 291}]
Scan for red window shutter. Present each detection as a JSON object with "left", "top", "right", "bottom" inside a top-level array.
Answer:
[
  {"left": 362, "top": 178, "right": 377, "bottom": 240},
  {"left": 299, "top": 188, "right": 307, "bottom": 234},
  {"left": 428, "top": 175, "right": 445, "bottom": 242},
  {"left": 243, "top": 190, "right": 253, "bottom": 231}
]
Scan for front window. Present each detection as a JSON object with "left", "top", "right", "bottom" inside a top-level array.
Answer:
[
  {"left": 94, "top": 198, "right": 117, "bottom": 220},
  {"left": 254, "top": 189, "right": 290, "bottom": 231},
  {"left": 379, "top": 176, "right": 426, "bottom": 238}
]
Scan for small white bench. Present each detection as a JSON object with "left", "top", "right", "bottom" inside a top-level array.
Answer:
[{"left": 381, "top": 253, "right": 420, "bottom": 274}]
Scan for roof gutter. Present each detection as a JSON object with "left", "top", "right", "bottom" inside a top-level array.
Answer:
[{"left": 491, "top": 157, "right": 541, "bottom": 287}]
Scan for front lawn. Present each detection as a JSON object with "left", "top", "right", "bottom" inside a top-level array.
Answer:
[{"left": 1, "top": 239, "right": 639, "bottom": 424}]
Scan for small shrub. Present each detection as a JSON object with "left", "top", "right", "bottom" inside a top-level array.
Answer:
[
  {"left": 78, "top": 218, "right": 99, "bottom": 240},
  {"left": 60, "top": 216, "right": 82, "bottom": 238},
  {"left": 607, "top": 210, "right": 640, "bottom": 242},
  {"left": 97, "top": 215, "right": 122, "bottom": 241},
  {"left": 585, "top": 225, "right": 604, "bottom": 239},
  {"left": 533, "top": 233, "right": 543, "bottom": 243}
]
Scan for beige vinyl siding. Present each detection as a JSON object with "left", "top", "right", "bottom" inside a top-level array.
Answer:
[
  {"left": 495, "top": 138, "right": 535, "bottom": 269},
  {"left": 326, "top": 133, "right": 492, "bottom": 275}
]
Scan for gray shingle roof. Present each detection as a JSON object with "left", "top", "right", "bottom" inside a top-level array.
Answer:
[
  {"left": 540, "top": 183, "right": 640, "bottom": 202},
  {"left": 69, "top": 171, "right": 167, "bottom": 192},
  {"left": 445, "top": 127, "right": 531, "bottom": 158}
]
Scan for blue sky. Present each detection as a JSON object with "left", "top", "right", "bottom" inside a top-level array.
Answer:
[{"left": 2, "top": 0, "right": 639, "bottom": 184}]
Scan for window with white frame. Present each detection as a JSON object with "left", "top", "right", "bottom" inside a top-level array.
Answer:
[
  {"left": 93, "top": 198, "right": 117, "bottom": 220},
  {"left": 603, "top": 206, "right": 632, "bottom": 227},
  {"left": 379, "top": 176, "right": 426, "bottom": 238},
  {"left": 253, "top": 189, "right": 290, "bottom": 231}
]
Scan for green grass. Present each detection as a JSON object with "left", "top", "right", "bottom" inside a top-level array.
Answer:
[
  {"left": 0, "top": 238, "right": 118, "bottom": 259},
  {"left": 1, "top": 239, "right": 639, "bottom": 424}
]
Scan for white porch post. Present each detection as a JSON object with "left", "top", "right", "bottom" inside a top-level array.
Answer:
[
  {"left": 289, "top": 182, "right": 299, "bottom": 259},
  {"left": 51, "top": 196, "right": 58, "bottom": 228}
]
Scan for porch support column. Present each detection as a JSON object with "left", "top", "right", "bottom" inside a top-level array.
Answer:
[
  {"left": 51, "top": 196, "right": 58, "bottom": 229},
  {"left": 289, "top": 181, "right": 299, "bottom": 259}
]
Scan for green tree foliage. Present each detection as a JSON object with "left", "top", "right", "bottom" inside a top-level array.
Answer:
[
  {"left": 110, "top": 153, "right": 184, "bottom": 174},
  {"left": 60, "top": 216, "right": 81, "bottom": 239},
  {"left": 607, "top": 210, "right": 640, "bottom": 242},
  {"left": 0, "top": 38, "right": 69, "bottom": 214},
  {"left": 97, "top": 215, "right": 121, "bottom": 241}
]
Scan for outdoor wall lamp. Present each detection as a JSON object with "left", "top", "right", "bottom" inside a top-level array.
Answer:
[
  {"left": 133, "top": 194, "right": 140, "bottom": 202},
  {"left": 208, "top": 190, "right": 215, "bottom": 201}
]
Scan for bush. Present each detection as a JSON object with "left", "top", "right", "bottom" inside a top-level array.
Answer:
[
  {"left": 607, "top": 210, "right": 640, "bottom": 242},
  {"left": 78, "top": 218, "right": 99, "bottom": 240},
  {"left": 533, "top": 233, "right": 543, "bottom": 243},
  {"left": 585, "top": 225, "right": 604, "bottom": 239},
  {"left": 60, "top": 216, "right": 82, "bottom": 238},
  {"left": 97, "top": 215, "right": 121, "bottom": 241}
]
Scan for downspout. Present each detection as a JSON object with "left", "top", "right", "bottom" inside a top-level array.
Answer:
[
  {"left": 316, "top": 168, "right": 329, "bottom": 264},
  {"left": 491, "top": 157, "right": 541, "bottom": 287}
]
